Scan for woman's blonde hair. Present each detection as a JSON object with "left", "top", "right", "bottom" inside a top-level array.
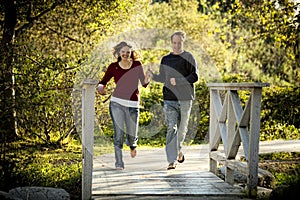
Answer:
[{"left": 113, "top": 41, "right": 139, "bottom": 62}]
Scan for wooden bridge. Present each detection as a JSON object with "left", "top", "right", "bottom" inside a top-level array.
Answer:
[{"left": 80, "top": 81, "right": 269, "bottom": 200}]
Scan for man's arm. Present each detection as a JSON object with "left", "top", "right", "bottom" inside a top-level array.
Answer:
[
  {"left": 152, "top": 62, "right": 166, "bottom": 83},
  {"left": 174, "top": 53, "right": 198, "bottom": 85}
]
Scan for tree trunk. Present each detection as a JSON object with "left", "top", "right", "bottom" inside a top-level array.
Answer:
[{"left": 0, "top": 0, "right": 17, "bottom": 145}]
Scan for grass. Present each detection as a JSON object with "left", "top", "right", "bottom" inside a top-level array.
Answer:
[
  {"left": 0, "top": 139, "right": 83, "bottom": 199},
  {"left": 259, "top": 152, "right": 300, "bottom": 187}
]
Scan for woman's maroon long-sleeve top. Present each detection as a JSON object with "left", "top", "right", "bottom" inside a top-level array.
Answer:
[{"left": 99, "top": 60, "right": 148, "bottom": 102}]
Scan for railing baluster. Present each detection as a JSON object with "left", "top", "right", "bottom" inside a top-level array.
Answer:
[{"left": 207, "top": 82, "right": 269, "bottom": 198}]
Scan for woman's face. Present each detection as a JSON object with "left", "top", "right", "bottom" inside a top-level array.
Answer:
[{"left": 119, "top": 46, "right": 131, "bottom": 61}]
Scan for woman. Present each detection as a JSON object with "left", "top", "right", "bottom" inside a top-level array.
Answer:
[{"left": 97, "top": 41, "right": 151, "bottom": 170}]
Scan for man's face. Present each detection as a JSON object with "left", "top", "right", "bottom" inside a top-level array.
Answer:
[{"left": 171, "top": 35, "right": 184, "bottom": 55}]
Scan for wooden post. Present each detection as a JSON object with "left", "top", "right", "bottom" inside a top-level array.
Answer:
[
  {"left": 82, "top": 79, "right": 98, "bottom": 200},
  {"left": 225, "top": 164, "right": 234, "bottom": 185},
  {"left": 246, "top": 87, "right": 263, "bottom": 197},
  {"left": 209, "top": 89, "right": 218, "bottom": 173}
]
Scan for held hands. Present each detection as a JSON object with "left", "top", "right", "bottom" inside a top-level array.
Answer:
[
  {"left": 145, "top": 67, "right": 176, "bottom": 85},
  {"left": 97, "top": 84, "right": 106, "bottom": 95},
  {"left": 145, "top": 68, "right": 153, "bottom": 83}
]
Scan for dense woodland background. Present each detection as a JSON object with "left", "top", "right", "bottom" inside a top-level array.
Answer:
[{"left": 1, "top": 0, "right": 300, "bottom": 199}]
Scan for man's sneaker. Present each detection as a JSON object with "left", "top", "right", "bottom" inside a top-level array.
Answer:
[
  {"left": 116, "top": 166, "right": 124, "bottom": 170},
  {"left": 177, "top": 152, "right": 185, "bottom": 163},
  {"left": 167, "top": 163, "right": 176, "bottom": 170}
]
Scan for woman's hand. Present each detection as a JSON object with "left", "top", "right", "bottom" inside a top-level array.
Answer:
[
  {"left": 145, "top": 68, "right": 153, "bottom": 83},
  {"left": 97, "top": 84, "right": 106, "bottom": 95}
]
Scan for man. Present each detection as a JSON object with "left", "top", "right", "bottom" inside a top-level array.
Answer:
[{"left": 149, "top": 31, "right": 198, "bottom": 170}]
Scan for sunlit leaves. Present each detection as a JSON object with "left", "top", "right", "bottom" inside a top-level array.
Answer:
[{"left": 213, "top": 0, "right": 300, "bottom": 85}]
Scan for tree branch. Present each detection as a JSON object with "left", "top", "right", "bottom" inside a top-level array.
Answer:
[
  {"left": 45, "top": 25, "right": 84, "bottom": 44},
  {"left": 15, "top": 0, "right": 65, "bottom": 37}
]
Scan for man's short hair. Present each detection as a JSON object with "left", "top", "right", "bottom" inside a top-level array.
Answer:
[{"left": 171, "top": 31, "right": 186, "bottom": 41}]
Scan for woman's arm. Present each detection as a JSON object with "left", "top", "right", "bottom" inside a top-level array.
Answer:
[{"left": 97, "top": 64, "right": 113, "bottom": 95}]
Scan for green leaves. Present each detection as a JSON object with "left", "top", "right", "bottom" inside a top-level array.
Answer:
[{"left": 221, "top": 0, "right": 300, "bottom": 85}]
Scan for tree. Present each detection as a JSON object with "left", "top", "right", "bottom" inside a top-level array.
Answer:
[
  {"left": 0, "top": 0, "right": 146, "bottom": 189},
  {"left": 220, "top": 0, "right": 300, "bottom": 85},
  {"left": 0, "top": 0, "right": 17, "bottom": 143},
  {"left": 0, "top": 0, "right": 65, "bottom": 142},
  {"left": 0, "top": 0, "right": 145, "bottom": 145}
]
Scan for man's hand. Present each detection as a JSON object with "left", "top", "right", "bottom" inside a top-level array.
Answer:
[
  {"left": 145, "top": 68, "right": 153, "bottom": 83},
  {"left": 170, "top": 78, "right": 176, "bottom": 86}
]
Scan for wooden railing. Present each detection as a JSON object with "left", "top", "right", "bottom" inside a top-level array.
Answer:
[
  {"left": 81, "top": 80, "right": 269, "bottom": 199},
  {"left": 81, "top": 79, "right": 98, "bottom": 200},
  {"left": 207, "top": 82, "right": 269, "bottom": 197}
]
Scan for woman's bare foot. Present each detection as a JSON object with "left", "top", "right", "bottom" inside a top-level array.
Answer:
[{"left": 130, "top": 149, "right": 137, "bottom": 158}]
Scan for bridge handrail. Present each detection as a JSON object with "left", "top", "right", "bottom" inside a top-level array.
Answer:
[{"left": 207, "top": 82, "right": 269, "bottom": 197}]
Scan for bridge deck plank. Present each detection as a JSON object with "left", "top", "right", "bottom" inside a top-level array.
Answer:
[{"left": 92, "top": 145, "right": 247, "bottom": 198}]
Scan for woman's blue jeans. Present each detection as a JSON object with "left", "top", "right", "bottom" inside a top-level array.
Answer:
[
  {"left": 109, "top": 101, "right": 139, "bottom": 168},
  {"left": 163, "top": 100, "right": 192, "bottom": 164}
]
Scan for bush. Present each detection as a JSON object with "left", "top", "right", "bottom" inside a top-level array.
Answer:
[
  {"left": 260, "top": 85, "right": 300, "bottom": 140},
  {"left": 0, "top": 140, "right": 82, "bottom": 200},
  {"left": 260, "top": 121, "right": 300, "bottom": 141}
]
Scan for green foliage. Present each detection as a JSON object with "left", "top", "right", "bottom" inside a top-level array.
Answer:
[
  {"left": 4, "top": 0, "right": 145, "bottom": 143},
  {"left": 139, "top": 111, "right": 154, "bottom": 126},
  {"left": 140, "top": 82, "right": 164, "bottom": 109},
  {"left": 259, "top": 152, "right": 300, "bottom": 187},
  {"left": 138, "top": 82, "right": 166, "bottom": 147},
  {"left": 222, "top": 73, "right": 254, "bottom": 83},
  {"left": 220, "top": 0, "right": 300, "bottom": 85},
  {"left": 262, "top": 86, "right": 300, "bottom": 126},
  {"left": 1, "top": 0, "right": 300, "bottom": 197},
  {"left": 0, "top": 140, "right": 82, "bottom": 199},
  {"left": 1, "top": 0, "right": 299, "bottom": 146},
  {"left": 260, "top": 121, "right": 300, "bottom": 141},
  {"left": 259, "top": 152, "right": 300, "bottom": 161},
  {"left": 14, "top": 54, "right": 75, "bottom": 143},
  {"left": 194, "top": 79, "right": 210, "bottom": 143},
  {"left": 260, "top": 85, "right": 300, "bottom": 140}
]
